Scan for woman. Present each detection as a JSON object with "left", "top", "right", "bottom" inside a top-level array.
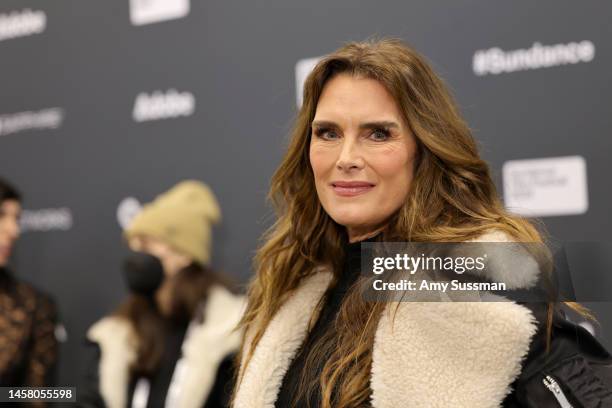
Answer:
[
  {"left": 81, "top": 180, "right": 245, "bottom": 408},
  {"left": 232, "top": 39, "right": 612, "bottom": 407},
  {"left": 0, "top": 177, "right": 58, "bottom": 388}
]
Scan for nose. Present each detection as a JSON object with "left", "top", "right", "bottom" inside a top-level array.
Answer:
[{"left": 336, "top": 135, "right": 365, "bottom": 172}]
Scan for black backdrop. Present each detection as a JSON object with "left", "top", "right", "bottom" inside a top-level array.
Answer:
[{"left": 1, "top": 1, "right": 610, "bottom": 387}]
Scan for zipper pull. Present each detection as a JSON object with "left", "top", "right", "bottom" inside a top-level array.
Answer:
[{"left": 542, "top": 375, "right": 574, "bottom": 408}]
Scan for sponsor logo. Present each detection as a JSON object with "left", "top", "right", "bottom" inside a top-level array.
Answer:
[
  {"left": 503, "top": 155, "right": 588, "bottom": 217},
  {"left": 132, "top": 89, "right": 195, "bottom": 122},
  {"left": 473, "top": 41, "right": 595, "bottom": 76},
  {"left": 295, "top": 56, "right": 322, "bottom": 107},
  {"left": 0, "top": 9, "right": 46, "bottom": 42},
  {"left": 0, "top": 108, "right": 64, "bottom": 137},
  {"left": 117, "top": 197, "right": 142, "bottom": 229},
  {"left": 129, "top": 0, "right": 190, "bottom": 26},
  {"left": 20, "top": 207, "right": 73, "bottom": 232}
]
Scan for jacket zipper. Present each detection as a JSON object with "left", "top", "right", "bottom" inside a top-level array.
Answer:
[{"left": 542, "top": 375, "right": 574, "bottom": 408}]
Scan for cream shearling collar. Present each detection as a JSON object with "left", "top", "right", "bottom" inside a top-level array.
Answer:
[
  {"left": 233, "top": 229, "right": 539, "bottom": 407},
  {"left": 87, "top": 285, "right": 245, "bottom": 408}
]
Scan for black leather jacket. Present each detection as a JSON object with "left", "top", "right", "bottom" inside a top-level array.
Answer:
[{"left": 503, "top": 303, "right": 612, "bottom": 407}]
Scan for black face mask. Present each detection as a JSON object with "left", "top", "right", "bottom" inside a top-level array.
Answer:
[{"left": 122, "top": 251, "right": 164, "bottom": 296}]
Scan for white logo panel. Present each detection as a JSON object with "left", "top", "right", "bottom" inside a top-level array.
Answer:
[
  {"left": 132, "top": 89, "right": 195, "bottom": 122},
  {"left": 295, "top": 56, "right": 322, "bottom": 107},
  {"left": 0, "top": 108, "right": 64, "bottom": 137},
  {"left": 20, "top": 208, "right": 73, "bottom": 232},
  {"left": 473, "top": 41, "right": 595, "bottom": 76},
  {"left": 130, "top": 0, "right": 190, "bottom": 26},
  {"left": 0, "top": 9, "right": 46, "bottom": 42},
  {"left": 503, "top": 156, "right": 588, "bottom": 217}
]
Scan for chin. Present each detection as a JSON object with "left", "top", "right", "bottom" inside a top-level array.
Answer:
[{"left": 329, "top": 211, "right": 372, "bottom": 230}]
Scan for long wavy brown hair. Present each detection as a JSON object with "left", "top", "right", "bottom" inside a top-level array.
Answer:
[{"left": 235, "top": 38, "right": 589, "bottom": 408}]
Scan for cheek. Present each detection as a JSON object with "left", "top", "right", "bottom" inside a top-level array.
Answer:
[
  {"left": 309, "top": 144, "right": 336, "bottom": 182},
  {"left": 371, "top": 146, "right": 415, "bottom": 196},
  {"left": 0, "top": 220, "right": 14, "bottom": 239}
]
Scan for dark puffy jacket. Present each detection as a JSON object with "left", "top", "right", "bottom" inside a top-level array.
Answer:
[{"left": 504, "top": 303, "right": 612, "bottom": 407}]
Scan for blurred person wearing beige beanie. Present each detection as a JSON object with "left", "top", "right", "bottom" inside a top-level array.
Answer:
[{"left": 80, "top": 181, "right": 245, "bottom": 408}]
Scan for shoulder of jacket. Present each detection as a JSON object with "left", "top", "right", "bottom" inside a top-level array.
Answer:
[
  {"left": 372, "top": 300, "right": 538, "bottom": 407},
  {"left": 200, "top": 284, "right": 247, "bottom": 328},
  {"left": 466, "top": 228, "right": 517, "bottom": 243},
  {"left": 12, "top": 279, "right": 57, "bottom": 308},
  {"left": 182, "top": 285, "right": 247, "bottom": 364},
  {"left": 465, "top": 228, "right": 542, "bottom": 289},
  {"left": 86, "top": 315, "right": 136, "bottom": 347},
  {"left": 86, "top": 316, "right": 136, "bottom": 408},
  {"left": 206, "top": 284, "right": 246, "bottom": 312}
]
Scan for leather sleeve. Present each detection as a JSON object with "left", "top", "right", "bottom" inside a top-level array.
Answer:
[{"left": 504, "top": 304, "right": 612, "bottom": 407}]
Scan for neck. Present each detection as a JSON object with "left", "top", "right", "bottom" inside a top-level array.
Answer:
[{"left": 347, "top": 224, "right": 386, "bottom": 243}]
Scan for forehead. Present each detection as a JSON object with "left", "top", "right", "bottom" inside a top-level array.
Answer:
[
  {"left": 0, "top": 199, "right": 21, "bottom": 215},
  {"left": 128, "top": 234, "right": 164, "bottom": 249},
  {"left": 314, "top": 73, "right": 402, "bottom": 123}
]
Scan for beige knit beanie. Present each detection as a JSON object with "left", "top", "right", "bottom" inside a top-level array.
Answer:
[{"left": 124, "top": 180, "right": 221, "bottom": 265}]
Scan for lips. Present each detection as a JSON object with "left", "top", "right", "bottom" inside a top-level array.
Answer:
[{"left": 331, "top": 181, "right": 375, "bottom": 197}]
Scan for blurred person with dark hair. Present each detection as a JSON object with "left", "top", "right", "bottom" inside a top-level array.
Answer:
[
  {"left": 80, "top": 180, "right": 245, "bottom": 408},
  {"left": 0, "top": 177, "right": 59, "bottom": 389}
]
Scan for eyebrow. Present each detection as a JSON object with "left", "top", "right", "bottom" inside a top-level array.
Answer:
[{"left": 311, "top": 120, "right": 400, "bottom": 130}]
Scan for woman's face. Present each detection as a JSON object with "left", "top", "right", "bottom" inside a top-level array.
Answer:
[
  {"left": 0, "top": 199, "right": 21, "bottom": 267},
  {"left": 309, "top": 74, "right": 418, "bottom": 242},
  {"left": 128, "top": 235, "right": 191, "bottom": 278}
]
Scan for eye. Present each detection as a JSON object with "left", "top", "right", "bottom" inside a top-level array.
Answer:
[
  {"left": 313, "top": 127, "right": 340, "bottom": 141},
  {"left": 369, "top": 128, "right": 391, "bottom": 141}
]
